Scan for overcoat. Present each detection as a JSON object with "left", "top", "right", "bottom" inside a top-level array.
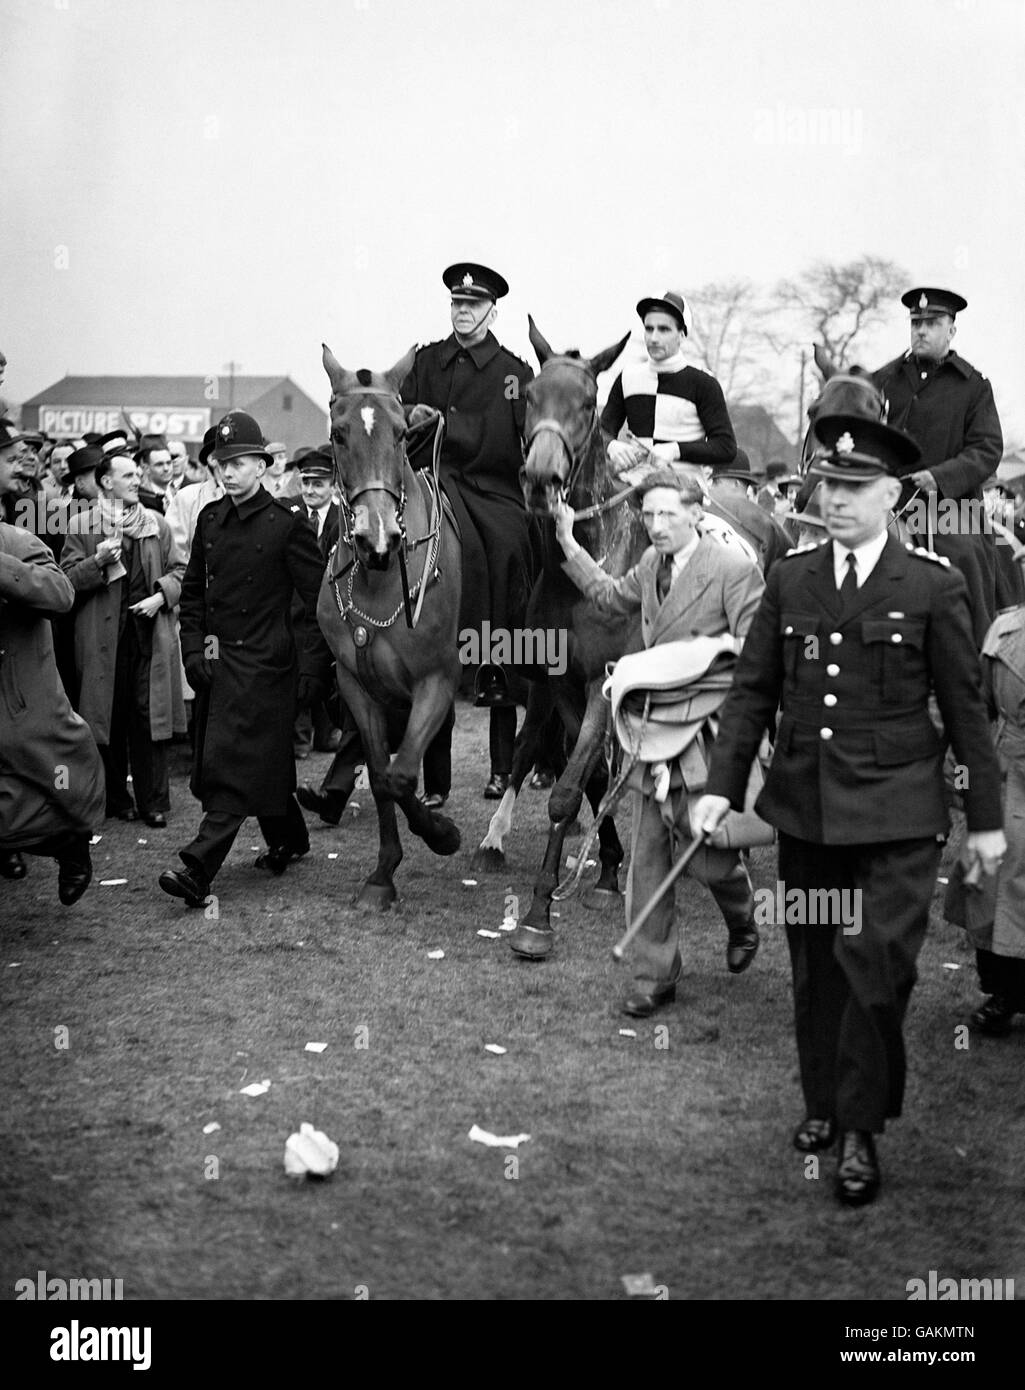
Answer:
[
  {"left": 401, "top": 332, "right": 535, "bottom": 641},
  {"left": 60, "top": 507, "right": 186, "bottom": 744},
  {"left": 979, "top": 607, "right": 1025, "bottom": 956},
  {"left": 0, "top": 523, "right": 105, "bottom": 848},
  {"left": 179, "top": 486, "right": 326, "bottom": 817},
  {"left": 706, "top": 535, "right": 1003, "bottom": 842}
]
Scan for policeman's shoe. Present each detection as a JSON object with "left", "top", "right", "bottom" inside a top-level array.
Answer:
[
  {"left": 419, "top": 791, "right": 448, "bottom": 810},
  {"left": 57, "top": 847, "right": 93, "bottom": 906},
  {"left": 835, "top": 1131, "right": 880, "bottom": 1207},
  {"left": 484, "top": 773, "right": 510, "bottom": 800},
  {"left": 255, "top": 843, "right": 309, "bottom": 875},
  {"left": 296, "top": 783, "right": 344, "bottom": 826},
  {"left": 159, "top": 867, "right": 211, "bottom": 909},
  {"left": 793, "top": 1117, "right": 837, "bottom": 1153},
  {"left": 970, "top": 995, "right": 1017, "bottom": 1037},
  {"left": 143, "top": 813, "right": 167, "bottom": 829},
  {"left": 726, "top": 920, "right": 760, "bottom": 974},
  {"left": 0, "top": 850, "right": 27, "bottom": 880}
]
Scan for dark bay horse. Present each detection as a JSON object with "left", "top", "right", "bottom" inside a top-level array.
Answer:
[
  {"left": 794, "top": 345, "right": 888, "bottom": 512},
  {"left": 317, "top": 345, "right": 462, "bottom": 908},
  {"left": 470, "top": 318, "right": 646, "bottom": 961}
]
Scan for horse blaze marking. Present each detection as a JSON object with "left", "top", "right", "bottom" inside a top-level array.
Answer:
[{"left": 361, "top": 406, "right": 375, "bottom": 436}]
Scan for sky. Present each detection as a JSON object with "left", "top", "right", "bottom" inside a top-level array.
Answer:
[{"left": 2, "top": 0, "right": 1024, "bottom": 440}]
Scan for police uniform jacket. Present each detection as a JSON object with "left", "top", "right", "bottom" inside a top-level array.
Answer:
[
  {"left": 872, "top": 352, "right": 1002, "bottom": 503},
  {"left": 401, "top": 332, "right": 532, "bottom": 505},
  {"left": 180, "top": 486, "right": 326, "bottom": 817},
  {"left": 705, "top": 536, "right": 1003, "bottom": 843}
]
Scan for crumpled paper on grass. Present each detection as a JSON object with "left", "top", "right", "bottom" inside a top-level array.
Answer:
[
  {"left": 284, "top": 1122, "right": 339, "bottom": 1178},
  {"left": 468, "top": 1124, "right": 530, "bottom": 1148}
]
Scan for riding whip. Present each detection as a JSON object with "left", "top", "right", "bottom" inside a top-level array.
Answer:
[{"left": 611, "top": 830, "right": 710, "bottom": 961}]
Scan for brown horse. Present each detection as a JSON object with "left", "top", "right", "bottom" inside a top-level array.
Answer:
[
  {"left": 794, "top": 346, "right": 888, "bottom": 513},
  {"left": 469, "top": 318, "right": 646, "bottom": 961},
  {"left": 317, "top": 345, "right": 462, "bottom": 908}
]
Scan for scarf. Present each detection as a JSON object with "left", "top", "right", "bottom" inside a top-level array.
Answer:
[
  {"left": 651, "top": 350, "right": 688, "bottom": 375},
  {"left": 96, "top": 497, "right": 160, "bottom": 541}
]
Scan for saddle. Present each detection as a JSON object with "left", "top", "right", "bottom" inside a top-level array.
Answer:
[{"left": 603, "top": 636, "right": 775, "bottom": 849}]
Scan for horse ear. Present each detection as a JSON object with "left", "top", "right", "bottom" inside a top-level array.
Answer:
[
  {"left": 813, "top": 343, "right": 837, "bottom": 381},
  {"left": 527, "top": 314, "right": 554, "bottom": 366},
  {"left": 383, "top": 345, "right": 417, "bottom": 394},
  {"left": 588, "top": 332, "right": 631, "bottom": 378},
  {"left": 322, "top": 343, "right": 350, "bottom": 392}
]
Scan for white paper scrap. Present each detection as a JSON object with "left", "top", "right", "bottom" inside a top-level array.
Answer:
[
  {"left": 100, "top": 879, "right": 128, "bottom": 886},
  {"left": 89, "top": 835, "right": 102, "bottom": 845},
  {"left": 327, "top": 853, "right": 338, "bottom": 860},
  {"left": 137, "top": 839, "right": 148, "bottom": 845},
  {"left": 942, "top": 963, "right": 961, "bottom": 970},
  {"left": 239, "top": 1080, "right": 271, "bottom": 1097},
  {"left": 618, "top": 1029, "right": 637, "bottom": 1038},
  {"left": 937, "top": 877, "right": 949, "bottom": 884},
  {"left": 8, "top": 963, "right": 21, "bottom": 969},
  {"left": 622, "top": 1273, "right": 660, "bottom": 1296},
  {"left": 484, "top": 1044, "right": 507, "bottom": 1055},
  {"left": 468, "top": 1124, "right": 530, "bottom": 1148},
  {"left": 477, "top": 929, "right": 500, "bottom": 939},
  {"left": 284, "top": 1122, "right": 339, "bottom": 1177},
  {"left": 462, "top": 878, "right": 478, "bottom": 886},
  {"left": 427, "top": 949, "right": 445, "bottom": 960},
  {"left": 304, "top": 1042, "right": 327, "bottom": 1053},
  {"left": 202, "top": 1122, "right": 221, "bottom": 1135}
]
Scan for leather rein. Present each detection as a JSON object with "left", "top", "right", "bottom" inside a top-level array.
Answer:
[{"left": 328, "top": 386, "right": 446, "bottom": 636}]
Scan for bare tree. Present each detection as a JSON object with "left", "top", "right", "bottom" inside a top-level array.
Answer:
[
  {"left": 776, "top": 256, "right": 909, "bottom": 368},
  {"left": 685, "top": 278, "right": 779, "bottom": 403}
]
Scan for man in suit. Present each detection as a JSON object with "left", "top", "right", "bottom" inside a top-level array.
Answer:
[
  {"left": 552, "top": 468, "right": 765, "bottom": 1016},
  {"left": 692, "top": 414, "right": 1005, "bottom": 1206},
  {"left": 291, "top": 448, "right": 341, "bottom": 757},
  {"left": 872, "top": 287, "right": 1003, "bottom": 646}
]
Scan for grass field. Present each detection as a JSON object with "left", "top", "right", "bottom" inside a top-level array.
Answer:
[{"left": 1, "top": 703, "right": 1023, "bottom": 1302}]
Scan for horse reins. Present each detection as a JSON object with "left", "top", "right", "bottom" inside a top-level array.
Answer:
[{"left": 328, "top": 386, "right": 446, "bottom": 638}]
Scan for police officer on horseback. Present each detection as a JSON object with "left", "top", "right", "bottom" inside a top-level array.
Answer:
[{"left": 401, "top": 263, "right": 535, "bottom": 801}]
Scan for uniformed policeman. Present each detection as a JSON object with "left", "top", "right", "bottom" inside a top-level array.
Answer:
[
  {"left": 692, "top": 413, "right": 1006, "bottom": 1207},
  {"left": 401, "top": 262, "right": 535, "bottom": 801},
  {"left": 872, "top": 287, "right": 1003, "bottom": 645},
  {"left": 158, "top": 411, "right": 327, "bottom": 907}
]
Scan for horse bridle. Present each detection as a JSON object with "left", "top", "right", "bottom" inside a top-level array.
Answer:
[
  {"left": 329, "top": 384, "right": 408, "bottom": 550},
  {"left": 521, "top": 356, "right": 601, "bottom": 501}
]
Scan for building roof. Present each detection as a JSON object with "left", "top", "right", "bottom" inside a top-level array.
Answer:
[{"left": 22, "top": 375, "right": 302, "bottom": 408}]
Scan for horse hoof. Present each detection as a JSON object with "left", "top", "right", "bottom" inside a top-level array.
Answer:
[
  {"left": 508, "top": 923, "right": 554, "bottom": 959},
  {"left": 471, "top": 846, "right": 506, "bottom": 873},
  {"left": 354, "top": 882, "right": 397, "bottom": 911},
  {"left": 421, "top": 815, "right": 460, "bottom": 857},
  {"left": 583, "top": 886, "right": 622, "bottom": 910}
]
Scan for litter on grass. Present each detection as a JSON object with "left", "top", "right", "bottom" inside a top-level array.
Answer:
[
  {"left": 477, "top": 929, "right": 500, "bottom": 940},
  {"left": 462, "top": 878, "right": 479, "bottom": 887},
  {"left": 618, "top": 1029, "right": 637, "bottom": 1038},
  {"left": 89, "top": 835, "right": 102, "bottom": 845},
  {"left": 484, "top": 1044, "right": 507, "bottom": 1055},
  {"left": 468, "top": 1125, "right": 530, "bottom": 1148},
  {"left": 621, "top": 1273, "right": 661, "bottom": 1297},
  {"left": 304, "top": 1042, "right": 327, "bottom": 1053},
  {"left": 137, "top": 839, "right": 148, "bottom": 845},
  {"left": 202, "top": 1122, "right": 221, "bottom": 1135},
  {"left": 240, "top": 1080, "right": 271, "bottom": 1097},
  {"left": 943, "top": 963, "right": 961, "bottom": 970},
  {"left": 427, "top": 949, "right": 445, "bottom": 960},
  {"left": 100, "top": 879, "right": 128, "bottom": 886},
  {"left": 327, "top": 853, "right": 338, "bottom": 860},
  {"left": 284, "top": 1123, "right": 339, "bottom": 1178}
]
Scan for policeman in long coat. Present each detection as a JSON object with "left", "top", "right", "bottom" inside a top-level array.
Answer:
[
  {"left": 0, "top": 521, "right": 104, "bottom": 902},
  {"left": 872, "top": 287, "right": 1003, "bottom": 645},
  {"left": 693, "top": 414, "right": 1005, "bottom": 1207},
  {"left": 158, "top": 412, "right": 327, "bottom": 907},
  {"left": 401, "top": 262, "right": 535, "bottom": 800}
]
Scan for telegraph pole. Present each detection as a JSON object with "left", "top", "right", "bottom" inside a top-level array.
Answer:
[{"left": 224, "top": 360, "right": 242, "bottom": 409}]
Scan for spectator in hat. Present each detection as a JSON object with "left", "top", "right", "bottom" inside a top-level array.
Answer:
[
  {"left": 872, "top": 287, "right": 1002, "bottom": 645},
  {"left": 0, "top": 518, "right": 104, "bottom": 899},
  {"left": 66, "top": 444, "right": 102, "bottom": 503},
  {"left": 158, "top": 410, "right": 327, "bottom": 908},
  {"left": 167, "top": 441, "right": 188, "bottom": 495},
  {"left": 602, "top": 291, "right": 738, "bottom": 479},
  {"left": 706, "top": 451, "right": 793, "bottom": 573},
  {"left": 60, "top": 451, "right": 187, "bottom": 827},
  {"left": 136, "top": 435, "right": 175, "bottom": 514},
  {"left": 401, "top": 261, "right": 536, "bottom": 802},
  {"left": 757, "top": 460, "right": 791, "bottom": 514},
  {"left": 264, "top": 441, "right": 297, "bottom": 500},
  {"left": 692, "top": 413, "right": 1004, "bottom": 1207},
  {"left": 291, "top": 448, "right": 341, "bottom": 757},
  {"left": 0, "top": 420, "right": 35, "bottom": 527}
]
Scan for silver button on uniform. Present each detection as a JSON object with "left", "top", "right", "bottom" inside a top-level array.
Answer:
[
  {"left": 823, "top": 694, "right": 837, "bottom": 707},
  {"left": 830, "top": 632, "right": 842, "bottom": 646},
  {"left": 821, "top": 727, "right": 834, "bottom": 740},
  {"left": 826, "top": 664, "right": 840, "bottom": 676}
]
